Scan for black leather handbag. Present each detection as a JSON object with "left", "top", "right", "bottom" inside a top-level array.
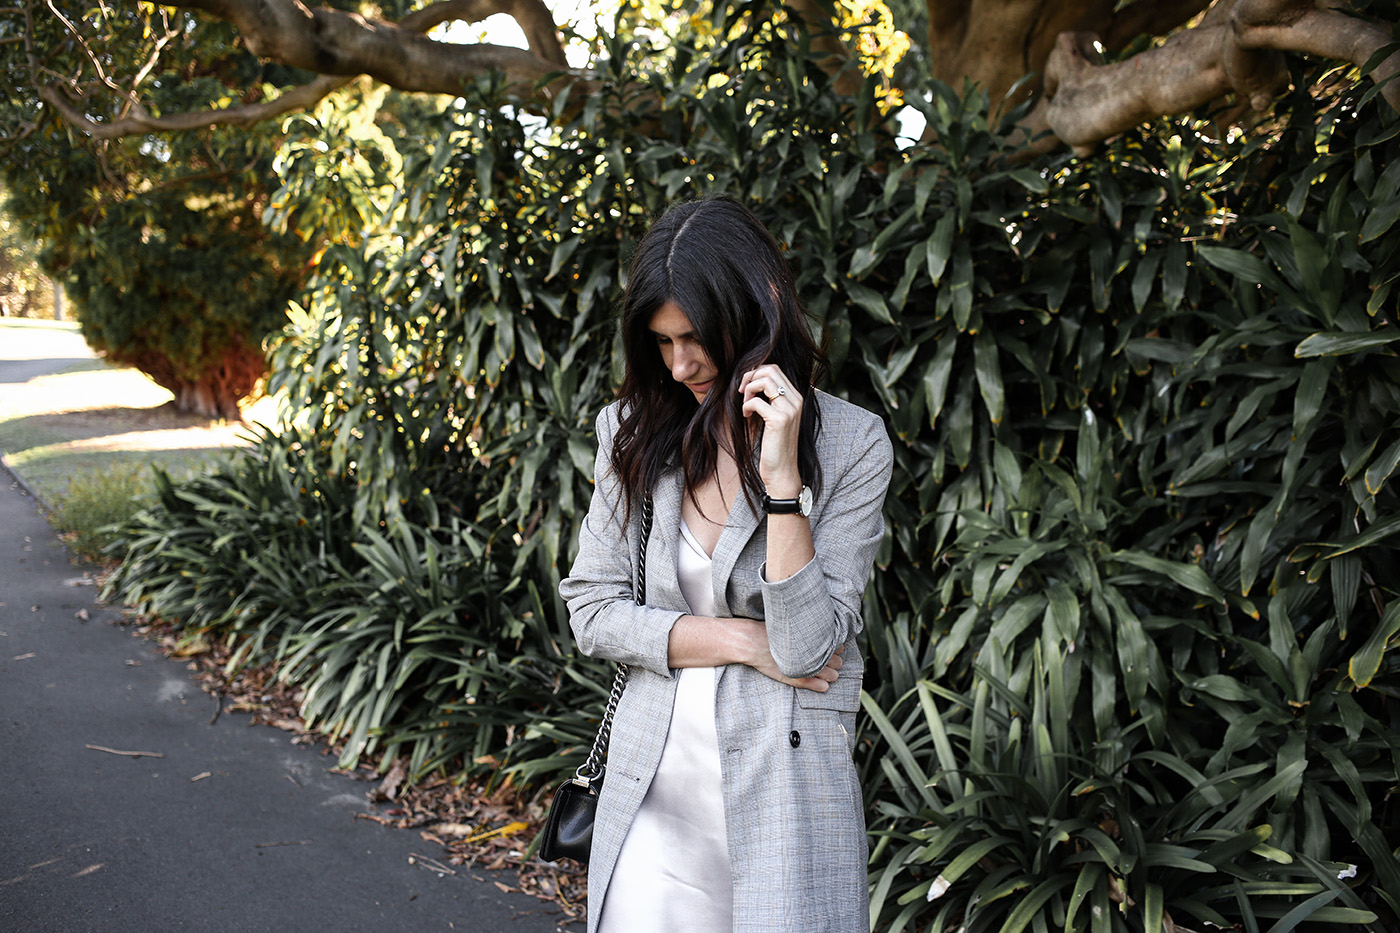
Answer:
[{"left": 539, "top": 498, "right": 652, "bottom": 865}]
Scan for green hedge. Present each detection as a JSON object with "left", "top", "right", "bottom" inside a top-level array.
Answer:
[{"left": 105, "top": 12, "right": 1400, "bottom": 931}]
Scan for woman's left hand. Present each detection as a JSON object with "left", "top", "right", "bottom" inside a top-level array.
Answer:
[{"left": 739, "top": 363, "right": 803, "bottom": 497}]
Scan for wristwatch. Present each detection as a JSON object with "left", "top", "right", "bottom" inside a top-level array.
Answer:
[{"left": 762, "top": 485, "right": 813, "bottom": 516}]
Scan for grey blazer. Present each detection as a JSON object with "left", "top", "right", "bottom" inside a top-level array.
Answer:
[{"left": 560, "top": 389, "right": 893, "bottom": 933}]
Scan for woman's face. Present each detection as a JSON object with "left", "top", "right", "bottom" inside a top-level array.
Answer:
[{"left": 649, "top": 301, "right": 718, "bottom": 402}]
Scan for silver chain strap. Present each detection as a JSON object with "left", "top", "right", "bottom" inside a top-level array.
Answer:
[{"left": 574, "top": 496, "right": 652, "bottom": 785}]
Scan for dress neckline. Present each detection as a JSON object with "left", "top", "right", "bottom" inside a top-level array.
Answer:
[{"left": 678, "top": 515, "right": 716, "bottom": 562}]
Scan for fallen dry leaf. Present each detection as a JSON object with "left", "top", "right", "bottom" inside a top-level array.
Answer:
[
  {"left": 375, "top": 758, "right": 408, "bottom": 802},
  {"left": 170, "top": 638, "right": 210, "bottom": 658},
  {"left": 190, "top": 771, "right": 212, "bottom": 782},
  {"left": 12, "top": 653, "right": 35, "bottom": 661},
  {"left": 467, "top": 821, "right": 527, "bottom": 844},
  {"left": 74, "top": 609, "right": 89, "bottom": 621}
]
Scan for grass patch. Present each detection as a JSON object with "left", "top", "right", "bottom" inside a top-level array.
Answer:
[
  {"left": 0, "top": 364, "right": 251, "bottom": 506},
  {"left": 0, "top": 325, "right": 276, "bottom": 557},
  {"left": 48, "top": 465, "right": 157, "bottom": 562}
]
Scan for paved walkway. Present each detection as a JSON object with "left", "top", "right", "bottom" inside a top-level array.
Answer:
[{"left": 0, "top": 337, "right": 576, "bottom": 932}]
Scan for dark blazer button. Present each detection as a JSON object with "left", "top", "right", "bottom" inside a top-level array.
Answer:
[{"left": 789, "top": 730, "right": 801, "bottom": 747}]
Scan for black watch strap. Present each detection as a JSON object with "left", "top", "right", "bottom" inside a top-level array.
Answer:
[
  {"left": 762, "top": 494, "right": 802, "bottom": 514},
  {"left": 762, "top": 485, "right": 812, "bottom": 516}
]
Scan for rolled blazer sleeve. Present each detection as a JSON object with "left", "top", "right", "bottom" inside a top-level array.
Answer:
[
  {"left": 559, "top": 405, "right": 685, "bottom": 679},
  {"left": 762, "top": 407, "right": 893, "bottom": 678}
]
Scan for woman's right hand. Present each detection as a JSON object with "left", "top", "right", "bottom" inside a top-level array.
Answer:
[
  {"left": 751, "top": 643, "right": 844, "bottom": 693},
  {"left": 731, "top": 618, "right": 843, "bottom": 692},
  {"left": 668, "top": 615, "right": 843, "bottom": 692}
]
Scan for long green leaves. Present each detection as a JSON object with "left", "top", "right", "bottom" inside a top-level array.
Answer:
[{"left": 99, "top": 10, "right": 1400, "bottom": 931}]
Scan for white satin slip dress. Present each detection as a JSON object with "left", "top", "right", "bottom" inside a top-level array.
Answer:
[{"left": 596, "top": 517, "right": 734, "bottom": 932}]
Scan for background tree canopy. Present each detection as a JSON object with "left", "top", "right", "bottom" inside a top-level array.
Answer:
[
  {"left": 2, "top": 1, "right": 1397, "bottom": 416},
  {"left": 7, "top": 1, "right": 1400, "bottom": 930}
]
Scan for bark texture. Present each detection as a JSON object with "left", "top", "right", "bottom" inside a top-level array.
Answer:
[
  {"left": 171, "top": 0, "right": 576, "bottom": 96},
  {"left": 25, "top": 0, "right": 1400, "bottom": 157},
  {"left": 926, "top": 0, "right": 1215, "bottom": 109},
  {"left": 122, "top": 341, "right": 268, "bottom": 422},
  {"left": 1038, "top": 0, "right": 1400, "bottom": 153}
]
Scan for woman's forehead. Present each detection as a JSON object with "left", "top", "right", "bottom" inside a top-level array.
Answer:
[{"left": 648, "top": 301, "right": 694, "bottom": 335}]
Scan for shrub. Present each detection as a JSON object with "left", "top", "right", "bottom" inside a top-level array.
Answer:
[{"left": 104, "top": 11, "right": 1400, "bottom": 929}]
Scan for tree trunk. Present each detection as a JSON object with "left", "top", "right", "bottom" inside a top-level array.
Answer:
[
  {"left": 120, "top": 341, "right": 267, "bottom": 422},
  {"left": 50, "top": 277, "right": 64, "bottom": 322},
  {"left": 173, "top": 380, "right": 246, "bottom": 421},
  {"left": 925, "top": 0, "right": 1212, "bottom": 111}
]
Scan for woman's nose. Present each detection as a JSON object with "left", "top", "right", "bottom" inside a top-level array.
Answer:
[{"left": 671, "top": 346, "right": 696, "bottom": 380}]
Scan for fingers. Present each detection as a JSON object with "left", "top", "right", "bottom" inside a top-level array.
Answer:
[
  {"left": 744, "top": 634, "right": 848, "bottom": 694},
  {"left": 787, "top": 650, "right": 844, "bottom": 692},
  {"left": 738, "top": 364, "right": 802, "bottom": 410}
]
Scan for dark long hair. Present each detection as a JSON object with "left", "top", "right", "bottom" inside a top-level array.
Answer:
[{"left": 611, "top": 197, "right": 827, "bottom": 516}]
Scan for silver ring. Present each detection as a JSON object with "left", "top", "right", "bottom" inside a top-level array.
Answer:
[{"left": 778, "top": 387, "right": 786, "bottom": 396}]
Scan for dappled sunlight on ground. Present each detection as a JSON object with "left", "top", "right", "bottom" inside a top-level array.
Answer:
[
  {"left": 4, "top": 368, "right": 183, "bottom": 420},
  {"left": 0, "top": 323, "right": 285, "bottom": 502},
  {"left": 28, "top": 425, "right": 251, "bottom": 454}
]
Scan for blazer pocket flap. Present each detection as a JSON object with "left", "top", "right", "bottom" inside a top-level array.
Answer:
[{"left": 796, "top": 675, "right": 861, "bottom": 712}]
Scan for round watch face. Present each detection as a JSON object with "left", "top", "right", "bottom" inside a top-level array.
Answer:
[{"left": 764, "top": 485, "right": 813, "bottom": 515}]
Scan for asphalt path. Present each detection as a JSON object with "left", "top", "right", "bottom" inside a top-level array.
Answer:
[
  {"left": 0, "top": 323, "right": 96, "bottom": 386},
  {"left": 0, "top": 330, "right": 576, "bottom": 932}
]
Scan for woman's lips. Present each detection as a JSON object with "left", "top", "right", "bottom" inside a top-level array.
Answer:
[{"left": 688, "top": 380, "right": 714, "bottom": 396}]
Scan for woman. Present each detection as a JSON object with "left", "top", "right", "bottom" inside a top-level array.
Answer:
[{"left": 560, "top": 198, "right": 892, "bottom": 933}]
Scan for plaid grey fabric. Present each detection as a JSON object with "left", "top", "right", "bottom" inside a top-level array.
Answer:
[{"left": 561, "top": 389, "right": 893, "bottom": 933}]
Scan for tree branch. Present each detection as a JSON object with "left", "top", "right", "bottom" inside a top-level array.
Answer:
[
  {"left": 1040, "top": 0, "right": 1398, "bottom": 155},
  {"left": 166, "top": 0, "right": 579, "bottom": 97},
  {"left": 923, "top": 0, "right": 1212, "bottom": 111},
  {"left": 39, "top": 74, "right": 355, "bottom": 139},
  {"left": 1234, "top": 3, "right": 1400, "bottom": 112},
  {"left": 44, "top": 0, "right": 138, "bottom": 108},
  {"left": 42, "top": 0, "right": 584, "bottom": 142},
  {"left": 126, "top": 12, "right": 180, "bottom": 97},
  {"left": 398, "top": 0, "right": 568, "bottom": 67}
]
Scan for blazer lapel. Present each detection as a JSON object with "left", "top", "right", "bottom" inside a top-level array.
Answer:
[
  {"left": 644, "top": 468, "right": 688, "bottom": 614},
  {"left": 710, "top": 492, "right": 761, "bottom": 618}
]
